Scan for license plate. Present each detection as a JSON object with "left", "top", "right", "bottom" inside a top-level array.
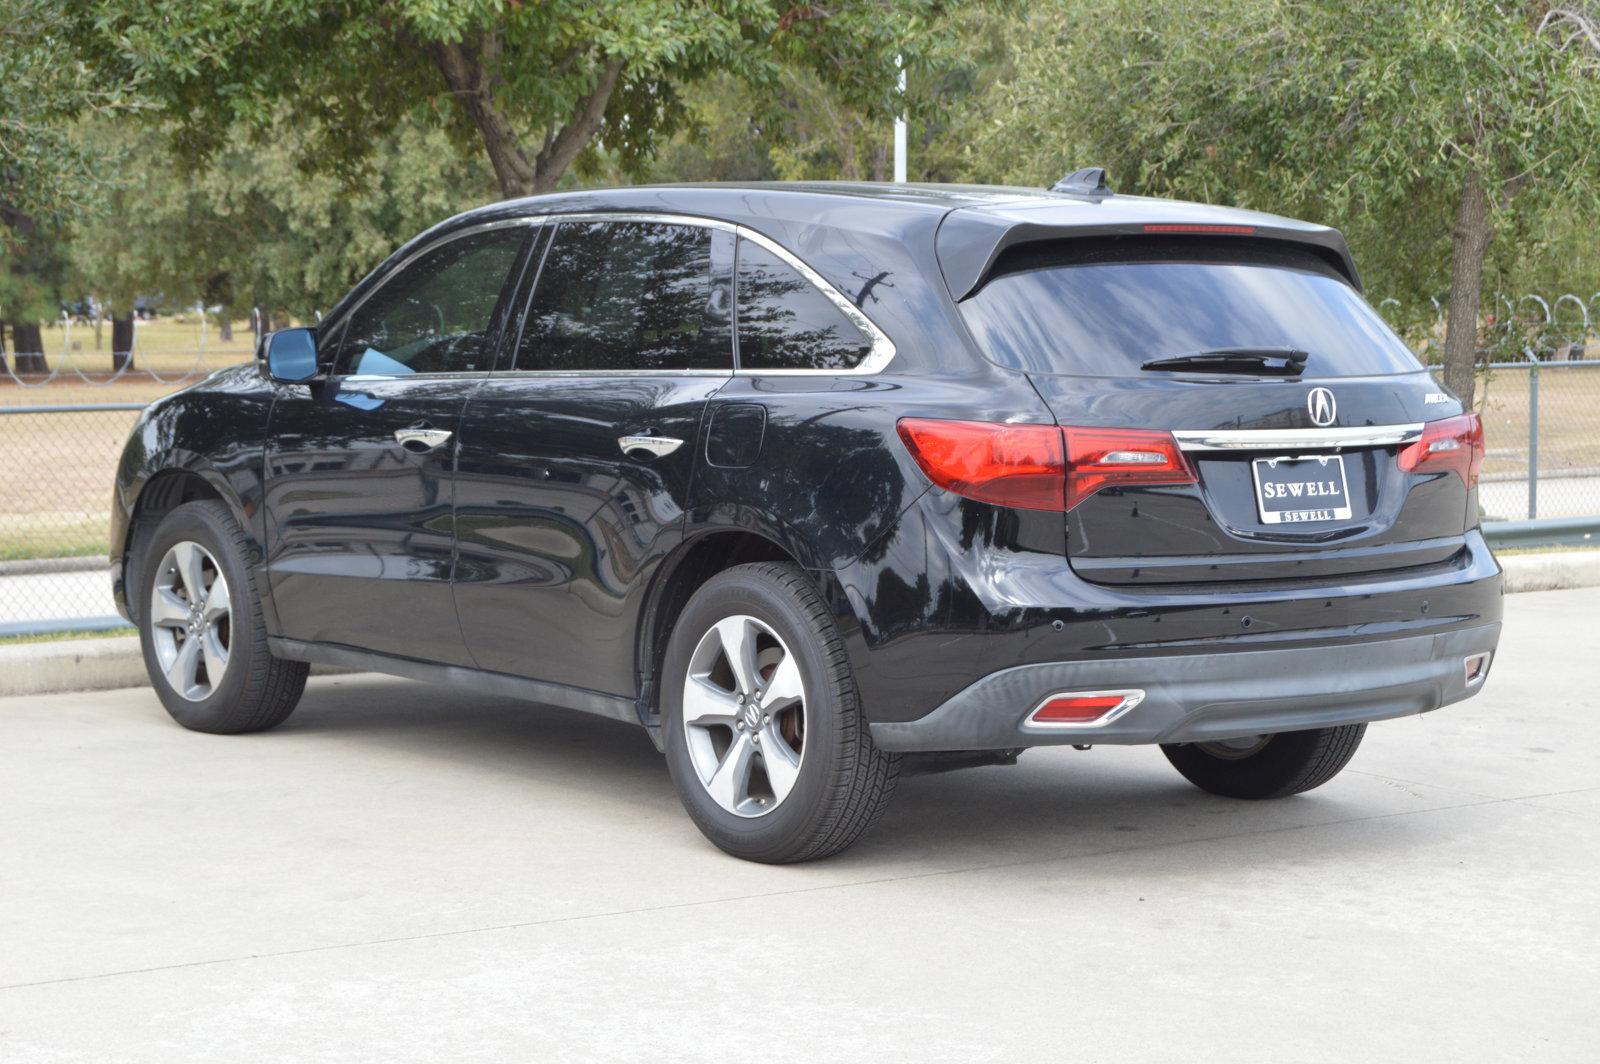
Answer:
[{"left": 1251, "top": 455, "right": 1352, "bottom": 524}]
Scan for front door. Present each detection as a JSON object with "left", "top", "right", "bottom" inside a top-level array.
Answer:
[
  {"left": 453, "top": 218, "right": 734, "bottom": 694},
  {"left": 264, "top": 222, "right": 532, "bottom": 665}
]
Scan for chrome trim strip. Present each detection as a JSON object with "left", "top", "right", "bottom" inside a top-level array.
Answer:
[
  {"left": 1172, "top": 424, "right": 1424, "bottom": 452},
  {"left": 1020, "top": 689, "right": 1146, "bottom": 733}
]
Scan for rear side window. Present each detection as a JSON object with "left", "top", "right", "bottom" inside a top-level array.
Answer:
[
  {"left": 959, "top": 238, "right": 1421, "bottom": 378},
  {"left": 334, "top": 226, "right": 528, "bottom": 376},
  {"left": 735, "top": 238, "right": 871, "bottom": 371},
  {"left": 518, "top": 221, "right": 730, "bottom": 372}
]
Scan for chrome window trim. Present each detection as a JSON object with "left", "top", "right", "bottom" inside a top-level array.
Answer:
[
  {"left": 1172, "top": 424, "right": 1424, "bottom": 452},
  {"left": 517, "top": 211, "right": 896, "bottom": 377}
]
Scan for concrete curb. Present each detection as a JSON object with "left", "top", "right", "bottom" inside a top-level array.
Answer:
[
  {"left": 0, "top": 637, "right": 351, "bottom": 700},
  {"left": 1497, "top": 549, "right": 1600, "bottom": 594},
  {"left": 2, "top": 554, "right": 1595, "bottom": 699}
]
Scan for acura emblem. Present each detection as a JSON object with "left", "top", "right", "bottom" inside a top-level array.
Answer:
[{"left": 1307, "top": 387, "right": 1336, "bottom": 427}]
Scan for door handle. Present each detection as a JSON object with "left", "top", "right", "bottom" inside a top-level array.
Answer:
[
  {"left": 617, "top": 434, "right": 684, "bottom": 460},
  {"left": 394, "top": 426, "right": 453, "bottom": 453}
]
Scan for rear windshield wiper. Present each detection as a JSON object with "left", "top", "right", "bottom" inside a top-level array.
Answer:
[{"left": 1139, "top": 347, "right": 1310, "bottom": 375}]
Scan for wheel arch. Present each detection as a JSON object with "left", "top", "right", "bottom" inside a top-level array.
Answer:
[
  {"left": 634, "top": 528, "right": 850, "bottom": 736},
  {"left": 117, "top": 467, "right": 251, "bottom": 625}
]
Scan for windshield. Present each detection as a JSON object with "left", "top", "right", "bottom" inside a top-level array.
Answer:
[{"left": 959, "top": 238, "right": 1422, "bottom": 378}]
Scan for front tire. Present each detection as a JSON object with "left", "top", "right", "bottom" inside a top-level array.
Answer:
[
  {"left": 1160, "top": 724, "right": 1366, "bottom": 799},
  {"left": 661, "top": 563, "right": 899, "bottom": 863},
  {"left": 138, "top": 500, "right": 308, "bottom": 734}
]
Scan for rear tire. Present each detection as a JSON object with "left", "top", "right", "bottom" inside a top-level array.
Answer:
[
  {"left": 661, "top": 562, "right": 899, "bottom": 863},
  {"left": 1160, "top": 724, "right": 1366, "bottom": 799},
  {"left": 138, "top": 500, "right": 308, "bottom": 734}
]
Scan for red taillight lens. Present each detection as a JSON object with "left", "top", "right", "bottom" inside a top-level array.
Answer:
[
  {"left": 1063, "top": 427, "right": 1196, "bottom": 511},
  {"left": 896, "top": 420, "right": 1197, "bottom": 512},
  {"left": 895, "top": 419, "right": 1066, "bottom": 511},
  {"left": 1398, "top": 413, "right": 1485, "bottom": 489}
]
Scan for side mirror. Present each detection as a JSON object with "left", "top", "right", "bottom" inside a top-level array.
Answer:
[{"left": 262, "top": 328, "right": 319, "bottom": 383}]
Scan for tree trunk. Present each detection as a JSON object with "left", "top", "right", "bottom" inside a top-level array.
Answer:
[
  {"left": 111, "top": 313, "right": 136, "bottom": 372},
  {"left": 93, "top": 309, "right": 104, "bottom": 351},
  {"left": 0, "top": 320, "right": 7, "bottom": 374},
  {"left": 218, "top": 309, "right": 233, "bottom": 343},
  {"left": 1442, "top": 170, "right": 1492, "bottom": 408},
  {"left": 9, "top": 321, "right": 47, "bottom": 375}
]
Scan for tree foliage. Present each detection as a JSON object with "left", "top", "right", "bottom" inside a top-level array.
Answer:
[
  {"left": 959, "top": 0, "right": 1600, "bottom": 403},
  {"left": 66, "top": 0, "right": 951, "bottom": 199}
]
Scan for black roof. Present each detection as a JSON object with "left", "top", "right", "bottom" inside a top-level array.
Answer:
[{"left": 436, "top": 182, "right": 1360, "bottom": 298}]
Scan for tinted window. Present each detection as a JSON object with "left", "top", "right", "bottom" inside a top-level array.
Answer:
[
  {"left": 518, "top": 221, "right": 729, "bottom": 372},
  {"left": 960, "top": 238, "right": 1421, "bottom": 378},
  {"left": 335, "top": 226, "right": 527, "bottom": 376},
  {"left": 735, "top": 239, "right": 871, "bottom": 371}
]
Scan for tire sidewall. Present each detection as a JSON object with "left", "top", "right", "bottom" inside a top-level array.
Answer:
[
  {"left": 138, "top": 502, "right": 263, "bottom": 730},
  {"left": 661, "top": 568, "right": 851, "bottom": 858}
]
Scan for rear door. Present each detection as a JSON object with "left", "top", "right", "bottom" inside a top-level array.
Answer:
[
  {"left": 264, "top": 222, "right": 531, "bottom": 664},
  {"left": 956, "top": 236, "right": 1477, "bottom": 585},
  {"left": 452, "top": 217, "right": 734, "bottom": 693}
]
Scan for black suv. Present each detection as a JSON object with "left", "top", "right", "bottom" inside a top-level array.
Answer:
[{"left": 112, "top": 181, "right": 1502, "bottom": 862}]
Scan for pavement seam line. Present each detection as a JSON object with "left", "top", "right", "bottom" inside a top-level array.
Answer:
[{"left": 0, "top": 792, "right": 1511, "bottom": 994}]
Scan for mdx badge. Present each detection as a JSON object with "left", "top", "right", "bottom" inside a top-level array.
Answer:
[{"left": 1307, "top": 387, "right": 1336, "bottom": 426}]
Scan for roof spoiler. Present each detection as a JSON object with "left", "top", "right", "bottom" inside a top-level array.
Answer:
[{"left": 936, "top": 213, "right": 1363, "bottom": 302}]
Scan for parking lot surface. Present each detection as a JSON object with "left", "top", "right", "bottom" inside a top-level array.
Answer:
[{"left": 2, "top": 588, "right": 1597, "bottom": 1063}]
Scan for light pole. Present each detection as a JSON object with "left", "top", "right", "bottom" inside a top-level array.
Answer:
[{"left": 894, "top": 55, "right": 907, "bottom": 183}]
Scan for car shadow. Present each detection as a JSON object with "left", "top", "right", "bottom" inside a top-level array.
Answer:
[{"left": 273, "top": 675, "right": 1435, "bottom": 871}]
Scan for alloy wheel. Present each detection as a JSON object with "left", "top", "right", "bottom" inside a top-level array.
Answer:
[
  {"left": 149, "top": 540, "right": 232, "bottom": 701},
  {"left": 681, "top": 614, "right": 807, "bottom": 818}
]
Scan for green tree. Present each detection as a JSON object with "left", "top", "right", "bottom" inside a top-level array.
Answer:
[
  {"left": 67, "top": 1, "right": 948, "bottom": 202},
  {"left": 69, "top": 114, "right": 500, "bottom": 358},
  {"left": 1, "top": 0, "right": 141, "bottom": 371},
  {"left": 961, "top": 0, "right": 1600, "bottom": 405}
]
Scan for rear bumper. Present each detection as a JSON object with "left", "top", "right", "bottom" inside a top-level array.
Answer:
[{"left": 869, "top": 621, "right": 1501, "bottom": 752}]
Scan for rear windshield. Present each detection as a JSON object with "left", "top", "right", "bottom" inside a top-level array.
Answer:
[{"left": 959, "top": 238, "right": 1421, "bottom": 378}]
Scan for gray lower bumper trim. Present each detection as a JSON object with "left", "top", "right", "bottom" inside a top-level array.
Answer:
[{"left": 869, "top": 624, "right": 1501, "bottom": 752}]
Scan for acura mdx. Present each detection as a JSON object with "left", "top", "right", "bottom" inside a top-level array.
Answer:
[{"left": 111, "top": 178, "right": 1502, "bottom": 862}]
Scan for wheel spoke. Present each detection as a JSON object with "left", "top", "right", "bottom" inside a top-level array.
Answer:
[
  {"left": 714, "top": 616, "right": 759, "bottom": 697},
  {"left": 758, "top": 723, "right": 802, "bottom": 803},
  {"left": 165, "top": 636, "right": 202, "bottom": 696},
  {"left": 683, "top": 676, "right": 741, "bottom": 730},
  {"left": 704, "top": 732, "right": 756, "bottom": 811},
  {"left": 203, "top": 572, "right": 231, "bottom": 622},
  {"left": 171, "top": 541, "right": 208, "bottom": 603},
  {"left": 201, "top": 628, "right": 229, "bottom": 689},
  {"left": 149, "top": 587, "right": 190, "bottom": 628},
  {"left": 758, "top": 652, "right": 803, "bottom": 712}
]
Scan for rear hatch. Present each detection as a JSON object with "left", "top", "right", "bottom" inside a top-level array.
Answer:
[{"left": 957, "top": 235, "right": 1481, "bottom": 585}]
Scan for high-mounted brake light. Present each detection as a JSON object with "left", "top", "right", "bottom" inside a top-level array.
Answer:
[
  {"left": 1398, "top": 413, "right": 1485, "bottom": 489},
  {"left": 1142, "top": 223, "right": 1255, "bottom": 235},
  {"left": 896, "top": 420, "right": 1197, "bottom": 512},
  {"left": 1063, "top": 427, "right": 1197, "bottom": 511}
]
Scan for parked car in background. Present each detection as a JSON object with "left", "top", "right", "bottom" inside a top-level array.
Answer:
[{"left": 110, "top": 179, "right": 1502, "bottom": 862}]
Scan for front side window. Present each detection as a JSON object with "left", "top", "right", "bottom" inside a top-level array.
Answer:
[
  {"left": 735, "top": 239, "right": 872, "bottom": 371},
  {"left": 517, "top": 221, "right": 729, "bottom": 372},
  {"left": 334, "top": 226, "right": 528, "bottom": 376}
]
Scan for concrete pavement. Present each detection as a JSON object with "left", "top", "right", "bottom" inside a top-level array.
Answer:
[{"left": 2, "top": 588, "right": 1597, "bottom": 1062}]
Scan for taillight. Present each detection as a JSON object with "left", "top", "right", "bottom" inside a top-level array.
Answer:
[
  {"left": 1063, "top": 427, "right": 1197, "bottom": 511},
  {"left": 895, "top": 419, "right": 1066, "bottom": 511},
  {"left": 1027, "top": 690, "right": 1146, "bottom": 729},
  {"left": 1398, "top": 413, "right": 1484, "bottom": 489},
  {"left": 895, "top": 419, "right": 1196, "bottom": 512}
]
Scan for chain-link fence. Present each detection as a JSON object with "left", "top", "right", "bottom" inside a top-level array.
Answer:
[{"left": 1, "top": 348, "right": 1598, "bottom": 638}]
